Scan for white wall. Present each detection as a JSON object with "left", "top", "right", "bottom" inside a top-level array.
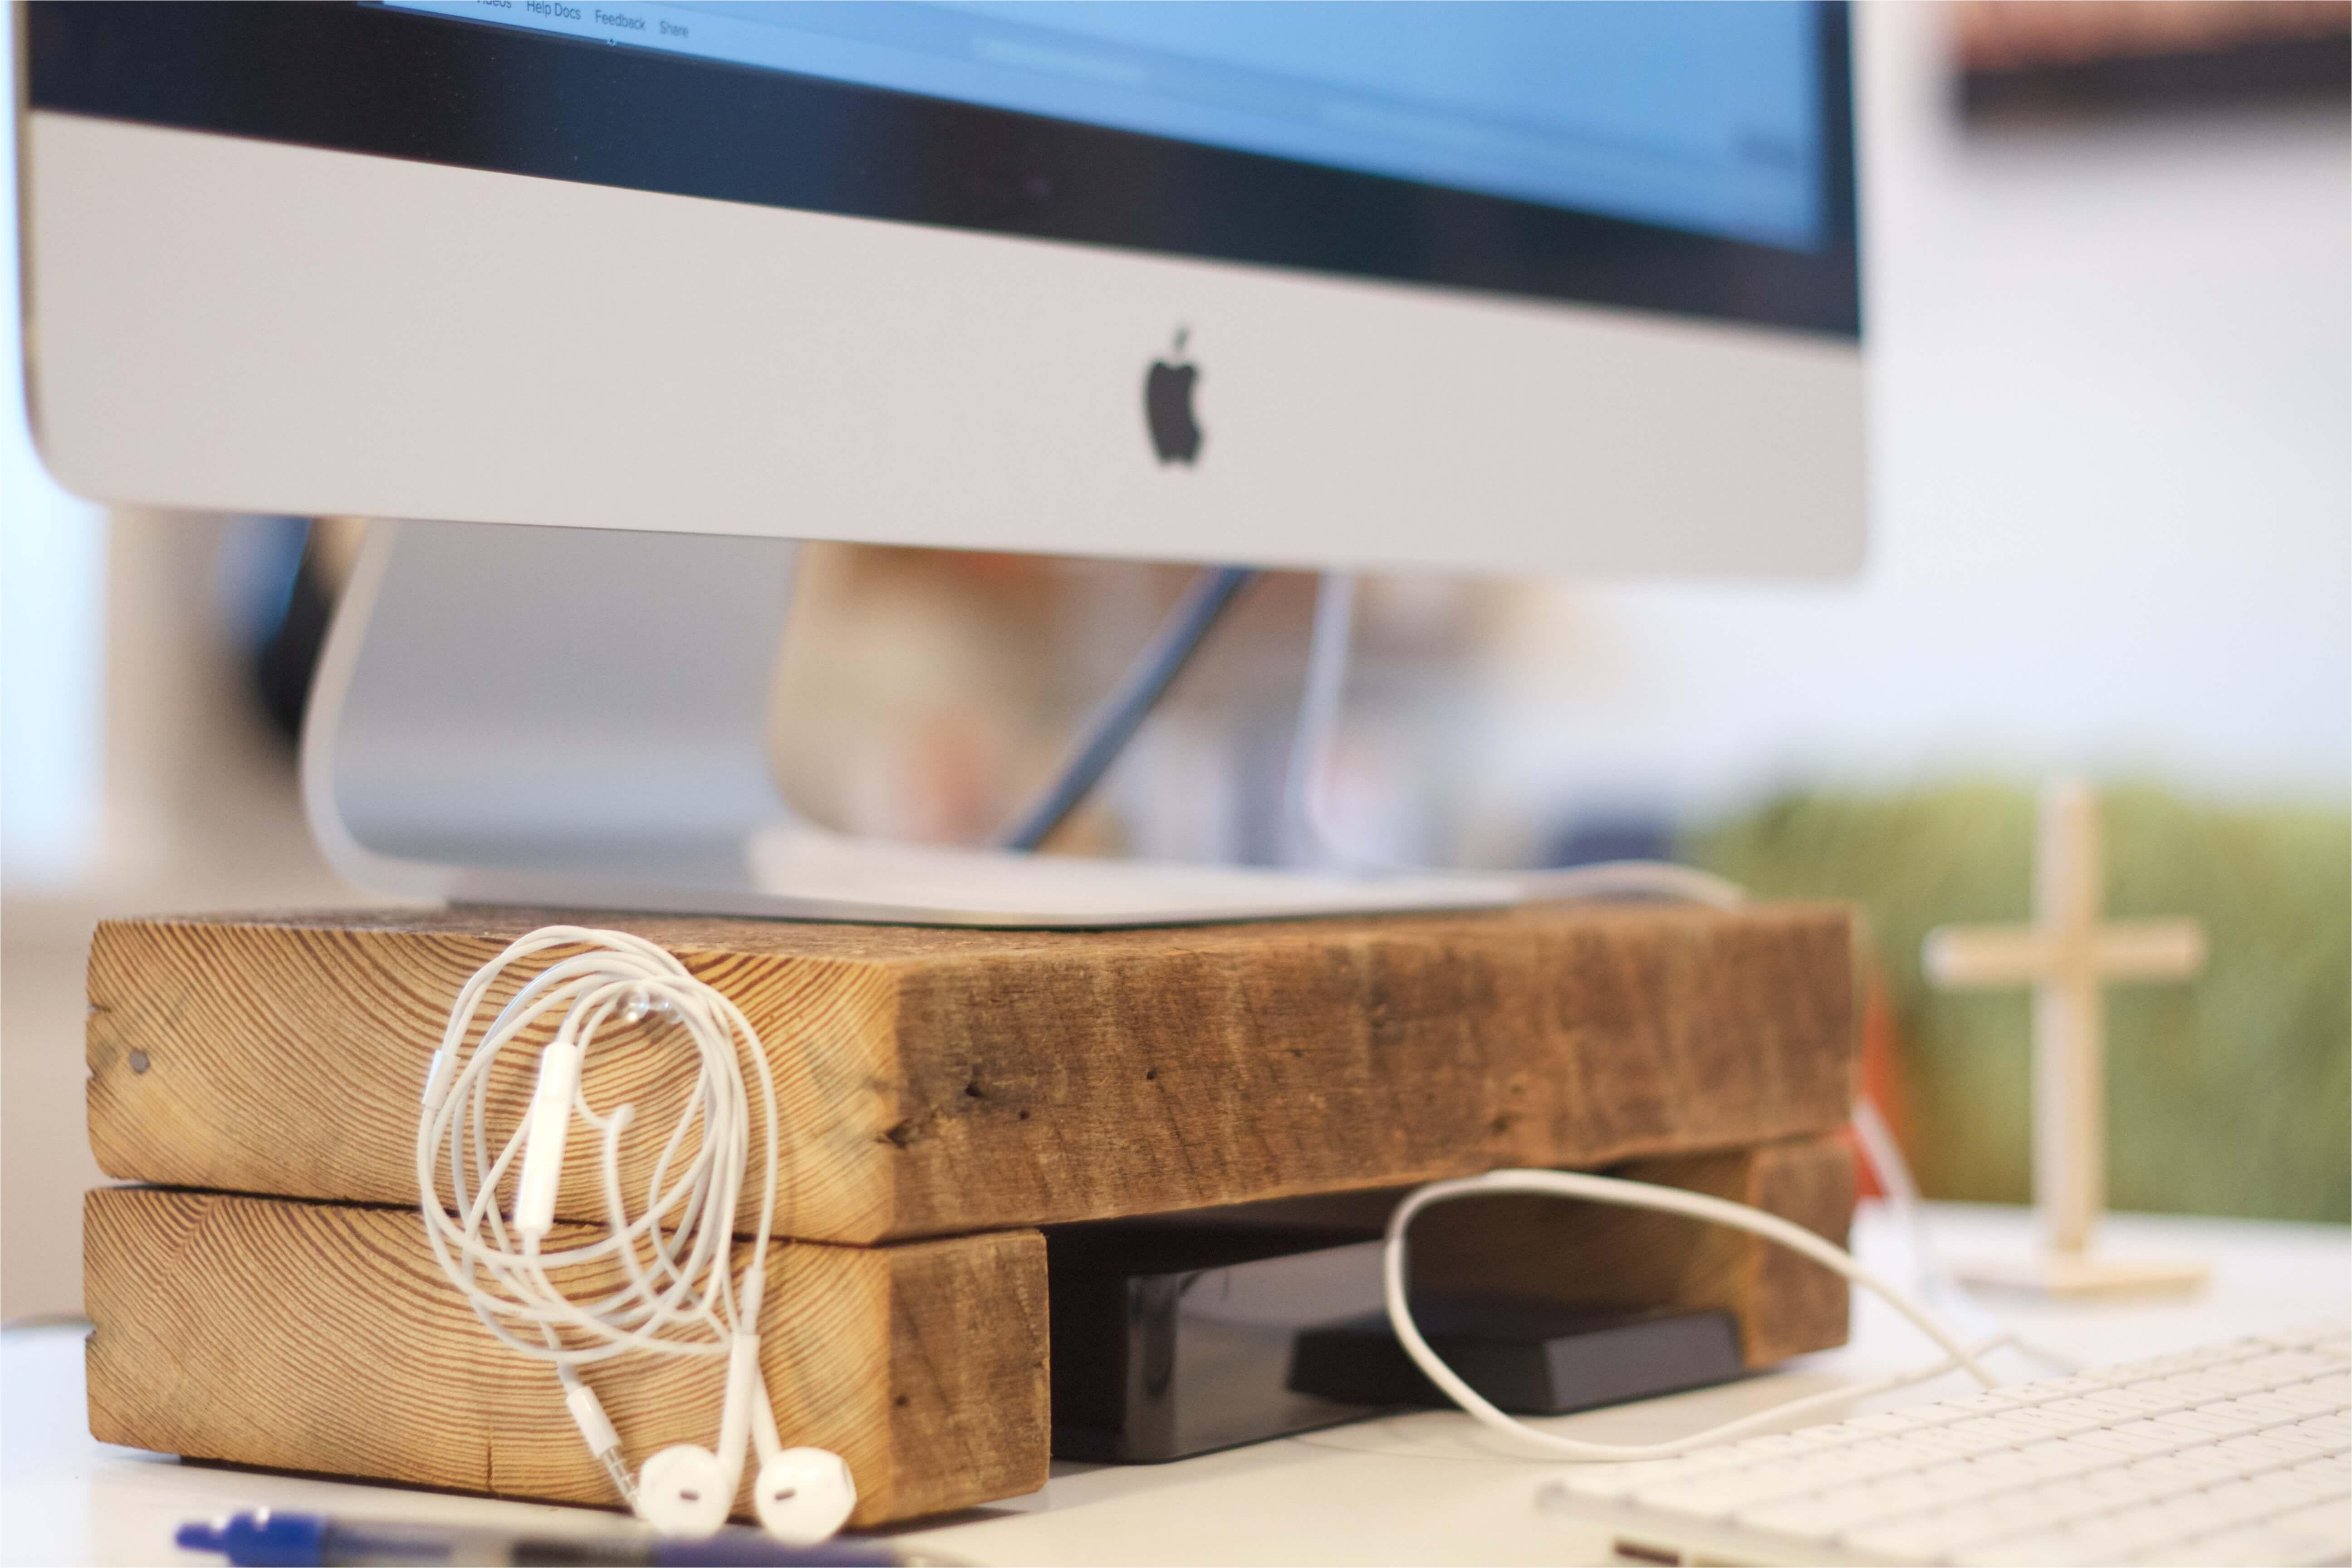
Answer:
[{"left": 1478, "top": 3, "right": 2351, "bottom": 847}]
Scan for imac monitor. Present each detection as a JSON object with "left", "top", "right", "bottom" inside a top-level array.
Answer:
[
  {"left": 20, "top": 1, "right": 1860, "bottom": 579},
  {"left": 16, "top": 2, "right": 1863, "bottom": 924}
]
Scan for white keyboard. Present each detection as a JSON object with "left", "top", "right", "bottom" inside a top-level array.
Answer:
[{"left": 1540, "top": 1321, "right": 2351, "bottom": 1567}]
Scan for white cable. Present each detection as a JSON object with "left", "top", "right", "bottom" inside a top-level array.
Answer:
[
  {"left": 1382, "top": 1168, "right": 2001, "bottom": 1462},
  {"left": 1849, "top": 1093, "right": 2079, "bottom": 1374},
  {"left": 416, "top": 926, "right": 788, "bottom": 1512}
]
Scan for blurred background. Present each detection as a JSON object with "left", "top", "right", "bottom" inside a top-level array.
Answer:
[{"left": 4, "top": 2, "right": 2346, "bottom": 1320}]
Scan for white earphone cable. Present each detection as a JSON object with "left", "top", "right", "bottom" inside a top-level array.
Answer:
[
  {"left": 416, "top": 926, "right": 791, "bottom": 1518},
  {"left": 1382, "top": 1168, "right": 2002, "bottom": 1461}
]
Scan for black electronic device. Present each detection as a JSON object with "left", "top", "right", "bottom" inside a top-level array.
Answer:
[
  {"left": 1290, "top": 1301, "right": 1745, "bottom": 1416},
  {"left": 1045, "top": 1220, "right": 1747, "bottom": 1463}
]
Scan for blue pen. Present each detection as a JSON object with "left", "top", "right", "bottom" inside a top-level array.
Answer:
[{"left": 175, "top": 1510, "right": 931, "bottom": 1567}]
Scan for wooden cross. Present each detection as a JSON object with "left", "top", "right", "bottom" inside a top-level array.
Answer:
[{"left": 1922, "top": 778, "right": 2208, "bottom": 1295}]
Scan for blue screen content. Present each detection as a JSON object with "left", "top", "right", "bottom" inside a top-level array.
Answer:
[{"left": 385, "top": 0, "right": 1825, "bottom": 251}]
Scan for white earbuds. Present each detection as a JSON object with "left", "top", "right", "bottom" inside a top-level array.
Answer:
[
  {"left": 756, "top": 1448, "right": 859, "bottom": 1544},
  {"left": 639, "top": 1444, "right": 734, "bottom": 1538},
  {"left": 418, "top": 927, "right": 858, "bottom": 1544}
]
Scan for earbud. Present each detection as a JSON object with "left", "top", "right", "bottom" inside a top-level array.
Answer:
[
  {"left": 637, "top": 1444, "right": 731, "bottom": 1538},
  {"left": 755, "top": 1448, "right": 858, "bottom": 1544}
]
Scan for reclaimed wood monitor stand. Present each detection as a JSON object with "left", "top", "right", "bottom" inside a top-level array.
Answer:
[{"left": 82, "top": 900, "right": 1860, "bottom": 1528}]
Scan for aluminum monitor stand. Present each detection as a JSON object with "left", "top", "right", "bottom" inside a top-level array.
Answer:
[{"left": 302, "top": 521, "right": 1506, "bottom": 928}]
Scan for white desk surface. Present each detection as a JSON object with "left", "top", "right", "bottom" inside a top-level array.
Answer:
[{"left": 5, "top": 1202, "right": 2346, "bottom": 1568}]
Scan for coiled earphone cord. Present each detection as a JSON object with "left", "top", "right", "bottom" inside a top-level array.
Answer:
[{"left": 417, "top": 926, "right": 855, "bottom": 1543}]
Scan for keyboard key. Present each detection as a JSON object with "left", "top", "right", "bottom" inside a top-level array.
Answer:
[
  {"left": 2087, "top": 1385, "right": 2198, "bottom": 1418},
  {"left": 1801, "top": 1420, "right": 1890, "bottom": 1446},
  {"left": 2297, "top": 1369, "right": 2352, "bottom": 1400},
  {"left": 2095, "top": 1354, "right": 2206, "bottom": 1385},
  {"left": 2107, "top": 1419, "right": 2203, "bottom": 1453},
  {"left": 2006, "top": 1374, "right": 2109, "bottom": 1402},
  {"left": 1940, "top": 1389, "right": 2036, "bottom": 1416},
  {"left": 1726, "top": 1426, "right": 1859, "bottom": 1458},
  {"left": 2149, "top": 1407, "right": 2264, "bottom": 1439},
  {"left": 2295, "top": 1414, "right": 2350, "bottom": 1446},
  {"left": 2071, "top": 1425, "right": 2183, "bottom": 1458},
  {"left": 1940, "top": 1415, "right": 2035, "bottom": 1450},
  {"left": 1848, "top": 1406, "right": 1960, "bottom": 1434},
  {"left": 2238, "top": 1352, "right": 2341, "bottom": 1386},
  {"left": 1966, "top": 1448, "right": 2058, "bottom": 1485},
  {"left": 1770, "top": 1422, "right": 1872, "bottom": 1451},
  {"left": 2213, "top": 1388, "right": 2336, "bottom": 1421},
  {"left": 2010, "top": 1438, "right": 2122, "bottom": 1477},
  {"left": 1792, "top": 1448, "right": 1912, "bottom": 1487},
  {"left": 2129, "top": 1450, "right": 2251, "bottom": 1484},
  {"left": 1998, "top": 1404, "right": 2107, "bottom": 1438},
  {"left": 2154, "top": 1363, "right": 2267, "bottom": 1401},
  {"left": 2239, "top": 1382, "right": 2352, "bottom": 1420},
  {"left": 2046, "top": 1392, "right": 2163, "bottom": 1423},
  {"left": 2288, "top": 1454, "right": 2352, "bottom": 1488},
  {"left": 2212, "top": 1432, "right": 2331, "bottom": 1468},
  {"left": 2151, "top": 1368, "right": 2267, "bottom": 1401},
  {"left": 2252, "top": 1425, "right": 2351, "bottom": 1458}
]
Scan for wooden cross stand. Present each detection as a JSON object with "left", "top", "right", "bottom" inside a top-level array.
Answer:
[{"left": 1923, "top": 779, "right": 2207, "bottom": 1296}]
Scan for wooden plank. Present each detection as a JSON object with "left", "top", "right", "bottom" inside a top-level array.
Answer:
[
  {"left": 82, "top": 1187, "right": 1048, "bottom": 1527},
  {"left": 86, "top": 901, "right": 1856, "bottom": 1244}
]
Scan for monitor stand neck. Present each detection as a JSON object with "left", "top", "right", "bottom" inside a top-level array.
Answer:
[{"left": 302, "top": 520, "right": 1502, "bottom": 927}]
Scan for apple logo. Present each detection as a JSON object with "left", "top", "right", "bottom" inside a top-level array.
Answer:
[{"left": 1144, "top": 328, "right": 1202, "bottom": 465}]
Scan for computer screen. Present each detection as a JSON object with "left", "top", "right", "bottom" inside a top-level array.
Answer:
[
  {"left": 382, "top": 1, "right": 1824, "bottom": 252},
  {"left": 23, "top": 0, "right": 1861, "bottom": 582}
]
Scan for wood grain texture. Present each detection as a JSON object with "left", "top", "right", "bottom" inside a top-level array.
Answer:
[
  {"left": 82, "top": 1187, "right": 1047, "bottom": 1526},
  {"left": 87, "top": 902, "right": 1856, "bottom": 1244}
]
